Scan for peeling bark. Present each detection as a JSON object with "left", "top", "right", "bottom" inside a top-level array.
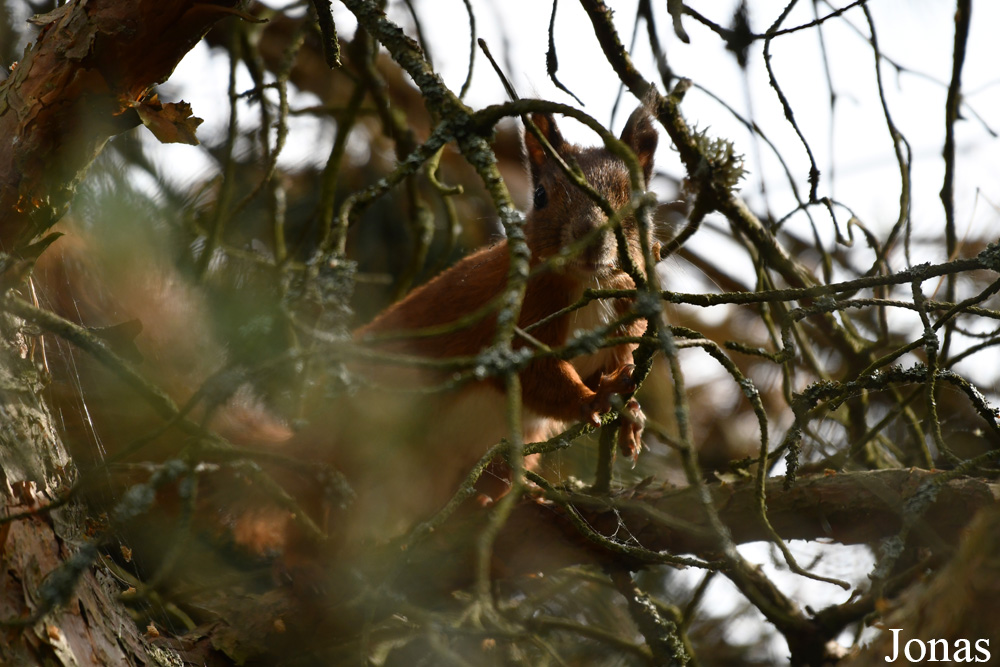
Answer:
[
  {"left": 0, "top": 0, "right": 239, "bottom": 249},
  {"left": 0, "top": 312, "right": 167, "bottom": 664}
]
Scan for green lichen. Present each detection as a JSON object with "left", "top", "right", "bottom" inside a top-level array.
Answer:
[{"left": 691, "top": 126, "right": 746, "bottom": 194}]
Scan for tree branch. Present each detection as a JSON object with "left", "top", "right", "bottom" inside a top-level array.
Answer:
[{"left": 398, "top": 468, "right": 998, "bottom": 597}]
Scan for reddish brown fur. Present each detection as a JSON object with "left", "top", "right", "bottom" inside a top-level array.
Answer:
[
  {"left": 34, "top": 104, "right": 660, "bottom": 556},
  {"left": 357, "top": 243, "right": 640, "bottom": 421}
]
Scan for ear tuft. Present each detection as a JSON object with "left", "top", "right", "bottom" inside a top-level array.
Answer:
[
  {"left": 620, "top": 99, "right": 659, "bottom": 185},
  {"left": 524, "top": 113, "right": 566, "bottom": 183}
]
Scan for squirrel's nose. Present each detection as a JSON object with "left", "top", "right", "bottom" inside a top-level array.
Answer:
[
  {"left": 576, "top": 220, "right": 618, "bottom": 269},
  {"left": 571, "top": 207, "right": 605, "bottom": 240}
]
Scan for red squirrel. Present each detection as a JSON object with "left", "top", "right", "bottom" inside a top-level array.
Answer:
[
  {"left": 342, "top": 104, "right": 658, "bottom": 525},
  {"left": 32, "top": 103, "right": 660, "bottom": 552}
]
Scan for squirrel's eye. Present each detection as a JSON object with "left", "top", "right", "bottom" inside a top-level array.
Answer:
[{"left": 533, "top": 184, "right": 548, "bottom": 210}]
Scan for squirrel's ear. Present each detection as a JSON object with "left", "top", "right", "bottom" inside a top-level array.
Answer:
[
  {"left": 621, "top": 104, "right": 658, "bottom": 185},
  {"left": 525, "top": 113, "right": 566, "bottom": 183}
]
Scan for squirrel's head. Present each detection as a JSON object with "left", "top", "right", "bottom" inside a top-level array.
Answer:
[{"left": 523, "top": 102, "right": 658, "bottom": 280}]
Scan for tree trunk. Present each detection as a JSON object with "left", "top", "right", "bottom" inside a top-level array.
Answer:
[
  {"left": 0, "top": 1, "right": 238, "bottom": 663},
  {"left": 0, "top": 311, "right": 169, "bottom": 663}
]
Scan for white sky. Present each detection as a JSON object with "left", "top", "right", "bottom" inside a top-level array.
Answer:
[
  {"left": 168, "top": 0, "right": 1000, "bottom": 252},
  {"left": 444, "top": 0, "right": 1000, "bottom": 258}
]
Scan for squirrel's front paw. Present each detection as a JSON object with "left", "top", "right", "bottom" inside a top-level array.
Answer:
[
  {"left": 580, "top": 366, "right": 645, "bottom": 463},
  {"left": 581, "top": 364, "right": 638, "bottom": 425}
]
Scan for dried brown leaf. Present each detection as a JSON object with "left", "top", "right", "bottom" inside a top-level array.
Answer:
[{"left": 134, "top": 94, "right": 203, "bottom": 145}]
